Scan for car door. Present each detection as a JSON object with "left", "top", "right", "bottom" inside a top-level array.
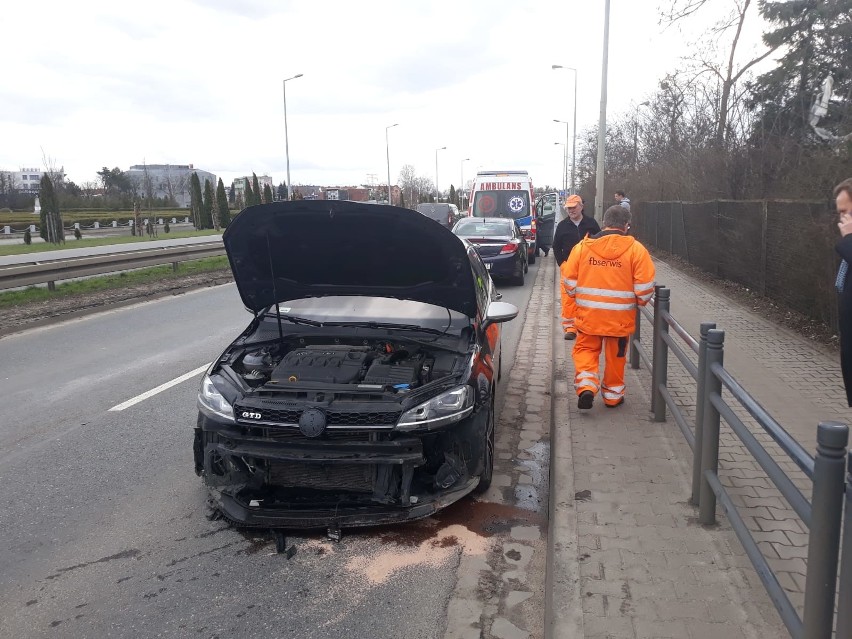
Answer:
[
  {"left": 535, "top": 196, "right": 556, "bottom": 251},
  {"left": 514, "top": 222, "right": 528, "bottom": 262},
  {"left": 468, "top": 247, "right": 501, "bottom": 374}
]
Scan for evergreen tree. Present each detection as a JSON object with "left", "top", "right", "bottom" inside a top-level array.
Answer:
[
  {"left": 263, "top": 183, "right": 273, "bottom": 204},
  {"left": 449, "top": 184, "right": 457, "bottom": 207},
  {"left": 216, "top": 178, "right": 231, "bottom": 228},
  {"left": 252, "top": 173, "right": 261, "bottom": 205},
  {"left": 244, "top": 181, "right": 254, "bottom": 209},
  {"left": 189, "top": 172, "right": 203, "bottom": 229},
  {"left": 38, "top": 175, "right": 64, "bottom": 243},
  {"left": 753, "top": 0, "right": 852, "bottom": 139},
  {"left": 277, "top": 182, "right": 287, "bottom": 201},
  {"left": 228, "top": 183, "right": 235, "bottom": 204},
  {"left": 201, "top": 179, "right": 215, "bottom": 229}
]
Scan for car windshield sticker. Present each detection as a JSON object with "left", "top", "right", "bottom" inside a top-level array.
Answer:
[
  {"left": 508, "top": 196, "right": 525, "bottom": 214},
  {"left": 478, "top": 194, "right": 496, "bottom": 215}
]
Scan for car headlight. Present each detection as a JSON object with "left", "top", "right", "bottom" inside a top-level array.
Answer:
[
  {"left": 197, "top": 375, "right": 235, "bottom": 422},
  {"left": 396, "top": 385, "right": 474, "bottom": 431}
]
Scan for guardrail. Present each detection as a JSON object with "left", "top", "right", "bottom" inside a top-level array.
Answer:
[
  {"left": 630, "top": 285, "right": 851, "bottom": 639},
  {"left": 0, "top": 242, "right": 226, "bottom": 291}
]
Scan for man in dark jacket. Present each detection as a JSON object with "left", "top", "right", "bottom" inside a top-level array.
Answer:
[
  {"left": 554, "top": 195, "right": 601, "bottom": 339},
  {"left": 834, "top": 178, "right": 852, "bottom": 405}
]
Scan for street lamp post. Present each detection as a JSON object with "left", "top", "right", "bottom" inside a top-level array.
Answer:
[
  {"left": 282, "top": 73, "right": 303, "bottom": 201},
  {"left": 632, "top": 102, "right": 650, "bottom": 171},
  {"left": 460, "top": 157, "right": 470, "bottom": 209},
  {"left": 554, "top": 142, "right": 566, "bottom": 190},
  {"left": 552, "top": 65, "right": 578, "bottom": 194},
  {"left": 435, "top": 146, "right": 446, "bottom": 202},
  {"left": 553, "top": 120, "right": 570, "bottom": 191},
  {"left": 385, "top": 123, "right": 399, "bottom": 205}
]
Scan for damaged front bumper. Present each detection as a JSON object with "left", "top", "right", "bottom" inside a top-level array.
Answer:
[
  {"left": 194, "top": 410, "right": 487, "bottom": 529},
  {"left": 208, "top": 478, "right": 479, "bottom": 529}
]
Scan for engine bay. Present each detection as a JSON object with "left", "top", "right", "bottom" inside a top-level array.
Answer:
[{"left": 232, "top": 339, "right": 463, "bottom": 391}]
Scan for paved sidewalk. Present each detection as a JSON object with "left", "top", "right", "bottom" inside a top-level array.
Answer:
[{"left": 547, "top": 250, "right": 850, "bottom": 637}]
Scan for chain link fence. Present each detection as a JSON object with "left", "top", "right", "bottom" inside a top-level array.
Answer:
[{"left": 634, "top": 200, "right": 839, "bottom": 328}]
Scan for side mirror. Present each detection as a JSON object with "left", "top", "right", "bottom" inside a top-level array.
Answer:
[{"left": 482, "top": 301, "right": 519, "bottom": 330}]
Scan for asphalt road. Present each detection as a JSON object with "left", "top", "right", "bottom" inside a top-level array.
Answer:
[{"left": 0, "top": 262, "right": 540, "bottom": 638}]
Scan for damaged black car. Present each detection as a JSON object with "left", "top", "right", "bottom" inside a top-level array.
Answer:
[{"left": 193, "top": 200, "right": 518, "bottom": 529}]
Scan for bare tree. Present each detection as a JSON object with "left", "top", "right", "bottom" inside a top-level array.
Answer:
[
  {"left": 40, "top": 148, "right": 65, "bottom": 187},
  {"left": 163, "top": 165, "right": 188, "bottom": 207},
  {"left": 662, "top": 0, "right": 779, "bottom": 146}
]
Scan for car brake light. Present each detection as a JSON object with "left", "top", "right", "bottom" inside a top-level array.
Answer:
[{"left": 500, "top": 242, "right": 519, "bottom": 254}]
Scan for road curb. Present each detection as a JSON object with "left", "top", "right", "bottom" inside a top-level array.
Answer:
[{"left": 544, "top": 256, "right": 583, "bottom": 638}]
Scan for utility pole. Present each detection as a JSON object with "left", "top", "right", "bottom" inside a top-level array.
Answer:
[{"left": 594, "top": 0, "right": 610, "bottom": 222}]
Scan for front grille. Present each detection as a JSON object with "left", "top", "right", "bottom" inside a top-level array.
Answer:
[
  {"left": 235, "top": 403, "right": 400, "bottom": 428},
  {"left": 327, "top": 411, "right": 401, "bottom": 426},
  {"left": 266, "top": 461, "right": 374, "bottom": 492},
  {"left": 235, "top": 405, "right": 300, "bottom": 424}
]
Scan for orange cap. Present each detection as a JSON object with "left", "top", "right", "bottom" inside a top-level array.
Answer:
[{"left": 565, "top": 194, "right": 583, "bottom": 208}]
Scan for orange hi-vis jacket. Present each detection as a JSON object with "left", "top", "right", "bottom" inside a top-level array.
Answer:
[{"left": 562, "top": 229, "right": 656, "bottom": 337}]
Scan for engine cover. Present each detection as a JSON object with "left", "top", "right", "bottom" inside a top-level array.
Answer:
[{"left": 271, "top": 346, "right": 372, "bottom": 384}]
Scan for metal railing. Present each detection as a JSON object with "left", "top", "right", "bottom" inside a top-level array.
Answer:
[
  {"left": 630, "top": 286, "right": 851, "bottom": 639},
  {"left": 0, "top": 242, "right": 226, "bottom": 291}
]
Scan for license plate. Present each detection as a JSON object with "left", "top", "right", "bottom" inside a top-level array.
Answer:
[{"left": 485, "top": 263, "right": 492, "bottom": 270}]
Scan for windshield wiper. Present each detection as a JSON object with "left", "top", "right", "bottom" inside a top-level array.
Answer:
[
  {"left": 263, "top": 314, "right": 452, "bottom": 336},
  {"left": 321, "top": 321, "right": 448, "bottom": 336},
  {"left": 263, "top": 311, "right": 324, "bottom": 327}
]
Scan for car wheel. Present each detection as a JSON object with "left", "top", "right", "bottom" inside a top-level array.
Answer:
[
  {"left": 528, "top": 250, "right": 536, "bottom": 265},
  {"left": 512, "top": 259, "right": 525, "bottom": 286},
  {"left": 473, "top": 396, "right": 495, "bottom": 494},
  {"left": 497, "top": 353, "right": 503, "bottom": 381},
  {"left": 524, "top": 257, "right": 529, "bottom": 274}
]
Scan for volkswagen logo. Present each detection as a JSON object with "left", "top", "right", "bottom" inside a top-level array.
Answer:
[{"left": 298, "top": 408, "right": 327, "bottom": 438}]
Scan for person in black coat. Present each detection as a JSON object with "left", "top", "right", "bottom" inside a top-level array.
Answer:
[
  {"left": 553, "top": 195, "right": 601, "bottom": 266},
  {"left": 834, "top": 178, "right": 852, "bottom": 406},
  {"left": 553, "top": 195, "right": 601, "bottom": 339}
]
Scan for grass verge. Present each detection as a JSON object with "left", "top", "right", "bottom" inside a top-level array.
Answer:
[
  {"left": 0, "top": 229, "right": 221, "bottom": 256},
  {"left": 0, "top": 256, "right": 231, "bottom": 309}
]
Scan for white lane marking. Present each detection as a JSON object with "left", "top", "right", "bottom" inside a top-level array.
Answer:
[{"left": 108, "top": 363, "right": 211, "bottom": 412}]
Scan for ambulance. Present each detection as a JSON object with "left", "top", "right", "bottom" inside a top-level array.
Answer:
[{"left": 467, "top": 170, "right": 537, "bottom": 264}]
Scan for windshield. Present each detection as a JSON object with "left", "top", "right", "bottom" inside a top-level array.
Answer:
[
  {"left": 472, "top": 190, "right": 530, "bottom": 219},
  {"left": 453, "top": 219, "right": 513, "bottom": 237},
  {"left": 416, "top": 204, "right": 451, "bottom": 221}
]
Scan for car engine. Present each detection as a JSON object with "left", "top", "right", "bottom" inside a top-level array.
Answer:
[{"left": 233, "top": 341, "right": 458, "bottom": 390}]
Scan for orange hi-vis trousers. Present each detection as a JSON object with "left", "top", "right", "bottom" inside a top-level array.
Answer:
[
  {"left": 560, "top": 277, "right": 576, "bottom": 335},
  {"left": 572, "top": 332, "right": 628, "bottom": 406}
]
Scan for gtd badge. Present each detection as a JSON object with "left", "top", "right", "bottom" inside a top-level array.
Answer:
[{"left": 242, "top": 411, "right": 262, "bottom": 420}]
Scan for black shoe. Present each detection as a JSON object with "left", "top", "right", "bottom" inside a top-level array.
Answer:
[
  {"left": 605, "top": 397, "right": 625, "bottom": 408},
  {"left": 578, "top": 391, "right": 594, "bottom": 410},
  {"left": 564, "top": 332, "right": 576, "bottom": 341}
]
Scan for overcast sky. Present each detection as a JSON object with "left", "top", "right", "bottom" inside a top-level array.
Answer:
[{"left": 1, "top": 0, "right": 772, "bottom": 192}]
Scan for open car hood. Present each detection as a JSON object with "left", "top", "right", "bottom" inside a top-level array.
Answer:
[{"left": 223, "top": 200, "right": 479, "bottom": 317}]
